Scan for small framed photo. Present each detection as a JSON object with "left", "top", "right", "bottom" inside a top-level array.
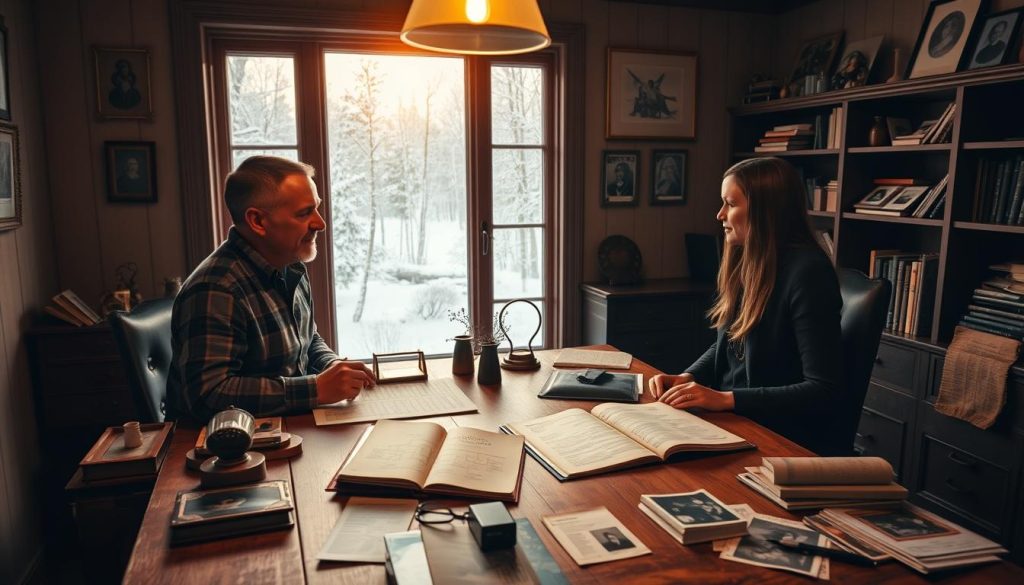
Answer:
[
  {"left": 967, "top": 8, "right": 1022, "bottom": 69},
  {"left": 601, "top": 150, "right": 639, "bottom": 208},
  {"left": 0, "top": 16, "right": 11, "bottom": 120},
  {"left": 172, "top": 480, "right": 293, "bottom": 525},
  {"left": 650, "top": 150, "right": 687, "bottom": 206},
  {"left": 606, "top": 49, "right": 697, "bottom": 140},
  {"left": 94, "top": 47, "right": 153, "bottom": 119},
  {"left": 0, "top": 123, "right": 21, "bottom": 231},
  {"left": 907, "top": 0, "right": 985, "bottom": 79},
  {"left": 854, "top": 186, "right": 902, "bottom": 208},
  {"left": 831, "top": 35, "right": 884, "bottom": 90},
  {"left": 881, "top": 186, "right": 930, "bottom": 213},
  {"left": 787, "top": 32, "right": 843, "bottom": 90},
  {"left": 105, "top": 141, "right": 157, "bottom": 203}
]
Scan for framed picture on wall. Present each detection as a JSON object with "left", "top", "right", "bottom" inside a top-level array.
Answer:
[
  {"left": 94, "top": 47, "right": 153, "bottom": 120},
  {"left": 601, "top": 150, "right": 639, "bottom": 207},
  {"left": 0, "top": 16, "right": 11, "bottom": 121},
  {"left": 105, "top": 141, "right": 157, "bottom": 203},
  {"left": 966, "top": 8, "right": 1022, "bottom": 69},
  {"left": 0, "top": 123, "right": 21, "bottom": 231},
  {"left": 650, "top": 149, "right": 687, "bottom": 206},
  {"left": 606, "top": 49, "right": 698, "bottom": 140},
  {"left": 906, "top": 0, "right": 986, "bottom": 79}
]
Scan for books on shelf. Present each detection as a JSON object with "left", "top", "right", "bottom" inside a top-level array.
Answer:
[
  {"left": 890, "top": 104, "right": 955, "bottom": 146},
  {"left": 869, "top": 250, "right": 938, "bottom": 335},
  {"left": 827, "top": 106, "right": 844, "bottom": 149},
  {"left": 500, "top": 402, "right": 752, "bottom": 481},
  {"left": 817, "top": 503, "right": 1006, "bottom": 574},
  {"left": 169, "top": 480, "right": 295, "bottom": 545},
  {"left": 973, "top": 154, "right": 1024, "bottom": 225},
  {"left": 46, "top": 290, "right": 102, "bottom": 327},
  {"left": 638, "top": 489, "right": 748, "bottom": 544},
  {"left": 738, "top": 457, "right": 907, "bottom": 511},
  {"left": 328, "top": 419, "right": 526, "bottom": 502},
  {"left": 959, "top": 269, "right": 1024, "bottom": 340}
]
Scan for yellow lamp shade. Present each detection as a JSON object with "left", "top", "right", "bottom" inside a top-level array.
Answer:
[{"left": 401, "top": 0, "right": 551, "bottom": 55}]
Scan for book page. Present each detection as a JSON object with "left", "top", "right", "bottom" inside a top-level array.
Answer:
[
  {"left": 541, "top": 507, "right": 650, "bottom": 566},
  {"left": 317, "top": 497, "right": 417, "bottom": 563},
  {"left": 506, "top": 409, "right": 657, "bottom": 477},
  {"left": 338, "top": 419, "right": 447, "bottom": 488},
  {"left": 312, "top": 378, "right": 477, "bottom": 426},
  {"left": 764, "top": 457, "right": 893, "bottom": 485},
  {"left": 423, "top": 426, "right": 524, "bottom": 497},
  {"left": 592, "top": 402, "right": 748, "bottom": 459}
]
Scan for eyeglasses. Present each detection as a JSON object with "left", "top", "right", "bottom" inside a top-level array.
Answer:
[{"left": 415, "top": 502, "right": 471, "bottom": 524}]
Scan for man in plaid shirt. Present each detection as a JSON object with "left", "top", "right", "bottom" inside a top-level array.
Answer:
[{"left": 167, "top": 156, "right": 375, "bottom": 421}]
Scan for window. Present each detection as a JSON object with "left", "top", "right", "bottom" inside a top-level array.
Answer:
[{"left": 210, "top": 32, "right": 564, "bottom": 359}]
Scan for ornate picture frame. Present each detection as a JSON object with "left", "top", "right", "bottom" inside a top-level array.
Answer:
[
  {"left": 650, "top": 149, "right": 687, "bottom": 206},
  {"left": 601, "top": 150, "right": 640, "bottom": 208},
  {"left": 94, "top": 47, "right": 153, "bottom": 120},
  {"left": 906, "top": 0, "right": 986, "bottom": 79},
  {"left": 0, "top": 123, "right": 21, "bottom": 231},
  {"left": 606, "top": 49, "right": 697, "bottom": 140},
  {"left": 105, "top": 141, "right": 157, "bottom": 203}
]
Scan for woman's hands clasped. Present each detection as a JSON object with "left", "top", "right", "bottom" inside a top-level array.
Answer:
[{"left": 648, "top": 373, "right": 735, "bottom": 412}]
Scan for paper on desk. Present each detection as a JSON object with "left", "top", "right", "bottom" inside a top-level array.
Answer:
[
  {"left": 317, "top": 497, "right": 418, "bottom": 563},
  {"left": 312, "top": 378, "right": 477, "bottom": 426},
  {"left": 712, "top": 503, "right": 755, "bottom": 551},
  {"left": 541, "top": 506, "right": 650, "bottom": 566}
]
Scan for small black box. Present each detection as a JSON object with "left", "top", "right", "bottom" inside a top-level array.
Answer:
[{"left": 467, "top": 502, "right": 516, "bottom": 551}]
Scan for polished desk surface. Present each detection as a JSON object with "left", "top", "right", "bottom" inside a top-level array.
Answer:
[{"left": 124, "top": 348, "right": 1024, "bottom": 584}]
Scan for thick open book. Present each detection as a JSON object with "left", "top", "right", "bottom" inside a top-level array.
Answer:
[
  {"left": 328, "top": 419, "right": 526, "bottom": 502},
  {"left": 501, "top": 402, "right": 752, "bottom": 480}
]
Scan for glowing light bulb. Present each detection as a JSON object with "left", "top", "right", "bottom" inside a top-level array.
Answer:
[{"left": 465, "top": 0, "right": 489, "bottom": 24}]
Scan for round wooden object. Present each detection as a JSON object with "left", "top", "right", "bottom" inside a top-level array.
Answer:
[
  {"left": 500, "top": 349, "right": 541, "bottom": 371},
  {"left": 199, "top": 451, "right": 267, "bottom": 488},
  {"left": 262, "top": 434, "right": 303, "bottom": 461},
  {"left": 185, "top": 448, "right": 210, "bottom": 471}
]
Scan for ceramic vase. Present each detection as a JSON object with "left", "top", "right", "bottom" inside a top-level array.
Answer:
[
  {"left": 868, "top": 116, "right": 890, "bottom": 147},
  {"left": 477, "top": 342, "right": 502, "bottom": 386},
  {"left": 451, "top": 335, "right": 474, "bottom": 376}
]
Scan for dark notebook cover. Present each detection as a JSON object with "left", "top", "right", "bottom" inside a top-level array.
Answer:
[{"left": 536, "top": 370, "right": 642, "bottom": 403}]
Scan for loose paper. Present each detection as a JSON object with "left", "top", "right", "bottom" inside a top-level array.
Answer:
[
  {"left": 317, "top": 497, "right": 418, "bottom": 563},
  {"left": 541, "top": 507, "right": 650, "bottom": 566},
  {"left": 313, "top": 378, "right": 477, "bottom": 426}
]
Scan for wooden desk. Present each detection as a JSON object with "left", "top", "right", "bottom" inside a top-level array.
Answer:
[{"left": 124, "top": 349, "right": 1024, "bottom": 584}]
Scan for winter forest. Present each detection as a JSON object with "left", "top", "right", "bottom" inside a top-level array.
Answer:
[{"left": 227, "top": 53, "right": 546, "bottom": 358}]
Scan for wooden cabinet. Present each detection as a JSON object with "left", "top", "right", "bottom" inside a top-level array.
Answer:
[{"left": 581, "top": 279, "right": 715, "bottom": 375}]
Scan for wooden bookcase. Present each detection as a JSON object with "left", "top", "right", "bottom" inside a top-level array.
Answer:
[{"left": 731, "top": 64, "right": 1024, "bottom": 560}]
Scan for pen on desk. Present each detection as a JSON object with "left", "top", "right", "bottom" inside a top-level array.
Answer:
[{"left": 766, "top": 537, "right": 879, "bottom": 567}]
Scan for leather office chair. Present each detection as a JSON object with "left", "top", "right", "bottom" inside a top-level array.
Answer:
[
  {"left": 108, "top": 298, "right": 174, "bottom": 423},
  {"left": 832, "top": 267, "right": 891, "bottom": 456}
]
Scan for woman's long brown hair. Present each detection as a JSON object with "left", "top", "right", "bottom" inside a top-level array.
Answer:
[{"left": 709, "top": 157, "right": 818, "bottom": 341}]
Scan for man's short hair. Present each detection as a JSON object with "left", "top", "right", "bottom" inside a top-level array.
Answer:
[{"left": 224, "top": 156, "right": 315, "bottom": 225}]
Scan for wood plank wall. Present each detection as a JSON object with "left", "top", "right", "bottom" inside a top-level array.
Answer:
[{"left": 0, "top": 0, "right": 57, "bottom": 582}]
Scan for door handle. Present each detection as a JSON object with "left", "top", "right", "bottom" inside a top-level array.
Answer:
[{"left": 481, "top": 221, "right": 490, "bottom": 256}]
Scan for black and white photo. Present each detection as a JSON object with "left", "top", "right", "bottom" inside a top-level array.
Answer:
[
  {"left": 729, "top": 517, "right": 822, "bottom": 576},
  {"left": 907, "top": 0, "right": 985, "bottom": 78},
  {"left": 591, "top": 526, "right": 635, "bottom": 552},
  {"left": 105, "top": 141, "right": 157, "bottom": 203},
  {"left": 855, "top": 185, "right": 902, "bottom": 208},
  {"left": 649, "top": 490, "right": 738, "bottom": 525},
  {"left": 650, "top": 149, "right": 687, "bottom": 205},
  {"left": 175, "top": 481, "right": 292, "bottom": 523},
  {"left": 601, "top": 150, "right": 639, "bottom": 207},
  {"left": 852, "top": 510, "right": 958, "bottom": 541},
  {"left": 968, "top": 9, "right": 1022, "bottom": 69},
  {"left": 94, "top": 47, "right": 153, "bottom": 119},
  {"left": 607, "top": 49, "right": 697, "bottom": 139},
  {"left": 881, "top": 186, "right": 930, "bottom": 213}
]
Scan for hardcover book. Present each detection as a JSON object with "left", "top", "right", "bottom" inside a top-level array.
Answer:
[
  {"left": 79, "top": 422, "right": 174, "bottom": 481},
  {"left": 169, "top": 480, "right": 295, "bottom": 545}
]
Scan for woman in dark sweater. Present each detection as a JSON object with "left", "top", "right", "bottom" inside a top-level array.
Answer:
[{"left": 649, "top": 157, "right": 845, "bottom": 455}]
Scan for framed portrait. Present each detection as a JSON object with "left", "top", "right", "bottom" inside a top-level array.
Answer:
[
  {"left": 831, "top": 35, "right": 884, "bottom": 90},
  {"left": 105, "top": 141, "right": 157, "bottom": 203},
  {"left": 606, "top": 49, "right": 697, "bottom": 140},
  {"left": 0, "top": 16, "right": 11, "bottom": 121},
  {"left": 650, "top": 149, "right": 687, "bottom": 206},
  {"left": 787, "top": 32, "right": 843, "bottom": 89},
  {"left": 94, "top": 47, "right": 153, "bottom": 119},
  {"left": 854, "top": 186, "right": 902, "bottom": 208},
  {"left": 967, "top": 8, "right": 1022, "bottom": 69},
  {"left": 881, "top": 186, "right": 930, "bottom": 213},
  {"left": 907, "top": 0, "right": 986, "bottom": 79},
  {"left": 601, "top": 150, "right": 639, "bottom": 207},
  {"left": 0, "top": 123, "right": 21, "bottom": 231}
]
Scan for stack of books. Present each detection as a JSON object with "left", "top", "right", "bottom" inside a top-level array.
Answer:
[
  {"left": 44, "top": 290, "right": 102, "bottom": 327},
  {"left": 869, "top": 250, "right": 939, "bottom": 336},
  {"left": 889, "top": 103, "right": 956, "bottom": 146},
  {"left": 973, "top": 154, "right": 1024, "bottom": 225},
  {"left": 753, "top": 123, "right": 813, "bottom": 152},
  {"left": 817, "top": 503, "right": 1006, "bottom": 574},
  {"left": 638, "top": 489, "right": 747, "bottom": 544},
  {"left": 738, "top": 456, "right": 908, "bottom": 511},
  {"left": 742, "top": 78, "right": 781, "bottom": 104},
  {"left": 960, "top": 265, "right": 1024, "bottom": 340}
]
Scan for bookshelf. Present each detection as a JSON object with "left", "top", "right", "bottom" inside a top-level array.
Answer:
[{"left": 731, "top": 65, "right": 1024, "bottom": 558}]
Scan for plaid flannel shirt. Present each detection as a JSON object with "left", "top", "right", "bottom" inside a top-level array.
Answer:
[{"left": 166, "top": 227, "right": 340, "bottom": 421}]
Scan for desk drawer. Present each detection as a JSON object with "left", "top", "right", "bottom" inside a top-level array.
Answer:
[
  {"left": 854, "top": 407, "right": 906, "bottom": 481},
  {"left": 870, "top": 341, "right": 917, "bottom": 395},
  {"left": 917, "top": 435, "right": 1011, "bottom": 537}
]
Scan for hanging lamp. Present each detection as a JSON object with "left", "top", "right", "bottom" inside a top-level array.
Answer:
[{"left": 400, "top": 0, "right": 551, "bottom": 55}]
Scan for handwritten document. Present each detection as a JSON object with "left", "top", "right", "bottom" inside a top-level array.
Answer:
[{"left": 313, "top": 378, "right": 477, "bottom": 426}]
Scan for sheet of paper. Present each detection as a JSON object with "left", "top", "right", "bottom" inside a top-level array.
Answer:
[
  {"left": 553, "top": 348, "right": 632, "bottom": 369},
  {"left": 317, "top": 497, "right": 418, "bottom": 563},
  {"left": 541, "top": 507, "right": 650, "bottom": 566},
  {"left": 313, "top": 378, "right": 478, "bottom": 426},
  {"left": 712, "top": 504, "right": 755, "bottom": 551}
]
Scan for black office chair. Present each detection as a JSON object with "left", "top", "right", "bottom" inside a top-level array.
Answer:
[
  {"left": 831, "top": 267, "right": 891, "bottom": 456},
  {"left": 108, "top": 298, "right": 174, "bottom": 423}
]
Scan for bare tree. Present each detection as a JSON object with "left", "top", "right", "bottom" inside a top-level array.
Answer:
[{"left": 416, "top": 79, "right": 439, "bottom": 264}]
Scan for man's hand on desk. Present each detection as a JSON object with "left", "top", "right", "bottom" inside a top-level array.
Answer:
[
  {"left": 649, "top": 373, "right": 735, "bottom": 412},
  {"left": 315, "top": 360, "right": 377, "bottom": 405}
]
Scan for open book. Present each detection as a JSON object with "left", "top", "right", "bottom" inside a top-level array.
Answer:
[
  {"left": 328, "top": 419, "right": 526, "bottom": 502},
  {"left": 501, "top": 402, "right": 752, "bottom": 480}
]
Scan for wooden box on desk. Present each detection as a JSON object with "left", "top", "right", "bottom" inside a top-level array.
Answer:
[{"left": 581, "top": 278, "right": 715, "bottom": 374}]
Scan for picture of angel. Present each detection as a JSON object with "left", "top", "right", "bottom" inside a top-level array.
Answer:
[
  {"left": 607, "top": 49, "right": 697, "bottom": 139},
  {"left": 628, "top": 69, "right": 677, "bottom": 119}
]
